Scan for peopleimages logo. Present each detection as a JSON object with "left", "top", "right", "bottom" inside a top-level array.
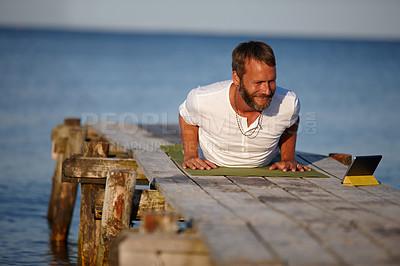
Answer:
[
  {"left": 81, "top": 111, "right": 318, "bottom": 136},
  {"left": 81, "top": 112, "right": 179, "bottom": 135},
  {"left": 298, "top": 112, "right": 318, "bottom": 135}
]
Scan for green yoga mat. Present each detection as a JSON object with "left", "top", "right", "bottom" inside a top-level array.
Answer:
[{"left": 160, "top": 145, "right": 327, "bottom": 177}]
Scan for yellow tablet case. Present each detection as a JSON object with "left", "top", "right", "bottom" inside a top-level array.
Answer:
[
  {"left": 342, "top": 175, "right": 380, "bottom": 186},
  {"left": 341, "top": 155, "right": 381, "bottom": 186}
]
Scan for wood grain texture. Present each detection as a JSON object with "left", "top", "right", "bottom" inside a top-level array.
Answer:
[
  {"left": 90, "top": 121, "right": 172, "bottom": 153},
  {"left": 296, "top": 155, "right": 400, "bottom": 260},
  {"left": 111, "top": 231, "right": 213, "bottom": 266},
  {"left": 131, "top": 189, "right": 166, "bottom": 219},
  {"left": 83, "top": 141, "right": 109, "bottom": 158},
  {"left": 229, "top": 175, "right": 394, "bottom": 265},
  {"left": 78, "top": 183, "right": 103, "bottom": 265},
  {"left": 192, "top": 175, "right": 336, "bottom": 265},
  {"left": 97, "top": 170, "right": 137, "bottom": 265},
  {"left": 49, "top": 125, "right": 85, "bottom": 242},
  {"left": 297, "top": 155, "right": 400, "bottom": 222},
  {"left": 299, "top": 154, "right": 400, "bottom": 206},
  {"left": 90, "top": 122, "right": 400, "bottom": 266},
  {"left": 62, "top": 155, "right": 137, "bottom": 183}
]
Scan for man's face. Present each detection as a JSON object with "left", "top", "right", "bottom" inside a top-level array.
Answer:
[{"left": 238, "top": 58, "right": 276, "bottom": 111}]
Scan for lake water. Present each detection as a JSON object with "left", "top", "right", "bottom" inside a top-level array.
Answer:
[{"left": 0, "top": 28, "right": 399, "bottom": 265}]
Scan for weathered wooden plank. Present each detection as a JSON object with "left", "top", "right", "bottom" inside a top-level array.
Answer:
[
  {"left": 297, "top": 155, "right": 400, "bottom": 222},
  {"left": 295, "top": 156, "right": 400, "bottom": 259},
  {"left": 191, "top": 175, "right": 337, "bottom": 265},
  {"left": 297, "top": 153, "right": 347, "bottom": 179},
  {"left": 132, "top": 149, "right": 180, "bottom": 184},
  {"left": 89, "top": 123, "right": 400, "bottom": 265},
  {"left": 229, "top": 175, "right": 392, "bottom": 266},
  {"left": 298, "top": 153, "right": 400, "bottom": 202},
  {"left": 132, "top": 149, "right": 237, "bottom": 221},
  {"left": 138, "top": 124, "right": 181, "bottom": 144},
  {"left": 266, "top": 175, "right": 400, "bottom": 262},
  {"left": 62, "top": 154, "right": 137, "bottom": 183},
  {"left": 91, "top": 122, "right": 271, "bottom": 264},
  {"left": 90, "top": 121, "right": 172, "bottom": 152},
  {"left": 359, "top": 183, "right": 400, "bottom": 205},
  {"left": 110, "top": 231, "right": 213, "bottom": 266},
  {"left": 130, "top": 148, "right": 279, "bottom": 264},
  {"left": 198, "top": 223, "right": 282, "bottom": 266}
]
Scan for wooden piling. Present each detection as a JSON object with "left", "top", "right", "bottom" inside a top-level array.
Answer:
[
  {"left": 140, "top": 212, "right": 179, "bottom": 234},
  {"left": 78, "top": 141, "right": 109, "bottom": 265},
  {"left": 61, "top": 140, "right": 139, "bottom": 265},
  {"left": 48, "top": 118, "right": 85, "bottom": 242},
  {"left": 48, "top": 140, "right": 67, "bottom": 226},
  {"left": 63, "top": 118, "right": 81, "bottom": 127},
  {"left": 131, "top": 189, "right": 166, "bottom": 220},
  {"left": 97, "top": 169, "right": 137, "bottom": 265},
  {"left": 329, "top": 153, "right": 352, "bottom": 166},
  {"left": 48, "top": 118, "right": 80, "bottom": 224},
  {"left": 84, "top": 141, "right": 109, "bottom": 158}
]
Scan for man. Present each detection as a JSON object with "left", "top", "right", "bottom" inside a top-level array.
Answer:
[{"left": 179, "top": 41, "right": 310, "bottom": 172}]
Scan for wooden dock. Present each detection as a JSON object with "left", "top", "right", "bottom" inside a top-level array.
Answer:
[{"left": 49, "top": 120, "right": 400, "bottom": 266}]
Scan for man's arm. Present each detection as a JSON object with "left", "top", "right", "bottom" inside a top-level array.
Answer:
[
  {"left": 269, "top": 118, "right": 311, "bottom": 172},
  {"left": 179, "top": 114, "right": 217, "bottom": 170}
]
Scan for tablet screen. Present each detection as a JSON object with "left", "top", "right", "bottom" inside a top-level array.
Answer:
[{"left": 345, "top": 155, "right": 382, "bottom": 176}]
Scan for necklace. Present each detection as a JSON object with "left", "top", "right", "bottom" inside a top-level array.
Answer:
[{"left": 234, "top": 87, "right": 263, "bottom": 139}]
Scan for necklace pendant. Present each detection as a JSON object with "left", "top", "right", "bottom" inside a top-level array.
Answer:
[{"left": 234, "top": 86, "right": 262, "bottom": 139}]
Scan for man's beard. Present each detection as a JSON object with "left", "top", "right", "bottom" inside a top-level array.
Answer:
[{"left": 238, "top": 81, "right": 274, "bottom": 112}]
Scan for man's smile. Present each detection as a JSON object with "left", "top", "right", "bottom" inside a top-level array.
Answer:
[{"left": 255, "top": 95, "right": 270, "bottom": 101}]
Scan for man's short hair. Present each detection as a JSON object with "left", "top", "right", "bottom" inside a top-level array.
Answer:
[{"left": 232, "top": 41, "right": 276, "bottom": 78}]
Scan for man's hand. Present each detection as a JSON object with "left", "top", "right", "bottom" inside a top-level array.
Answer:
[
  {"left": 269, "top": 160, "right": 311, "bottom": 172},
  {"left": 272, "top": 118, "right": 310, "bottom": 172},
  {"left": 182, "top": 157, "right": 217, "bottom": 170},
  {"left": 179, "top": 114, "right": 218, "bottom": 171}
]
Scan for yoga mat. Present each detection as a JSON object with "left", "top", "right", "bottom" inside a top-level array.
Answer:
[{"left": 160, "top": 145, "right": 327, "bottom": 177}]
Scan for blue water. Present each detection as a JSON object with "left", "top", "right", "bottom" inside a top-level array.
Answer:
[{"left": 0, "top": 28, "right": 399, "bottom": 264}]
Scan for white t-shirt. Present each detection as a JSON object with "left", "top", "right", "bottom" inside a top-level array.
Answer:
[{"left": 179, "top": 80, "right": 300, "bottom": 167}]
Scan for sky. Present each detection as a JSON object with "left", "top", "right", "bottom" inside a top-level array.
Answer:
[{"left": 0, "top": 0, "right": 400, "bottom": 40}]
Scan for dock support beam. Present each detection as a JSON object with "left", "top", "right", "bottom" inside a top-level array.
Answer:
[
  {"left": 78, "top": 141, "right": 109, "bottom": 265},
  {"left": 48, "top": 118, "right": 85, "bottom": 242},
  {"left": 97, "top": 170, "right": 137, "bottom": 265},
  {"left": 62, "top": 139, "right": 138, "bottom": 265}
]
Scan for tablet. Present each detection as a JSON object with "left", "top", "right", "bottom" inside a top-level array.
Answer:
[{"left": 342, "top": 155, "right": 382, "bottom": 183}]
